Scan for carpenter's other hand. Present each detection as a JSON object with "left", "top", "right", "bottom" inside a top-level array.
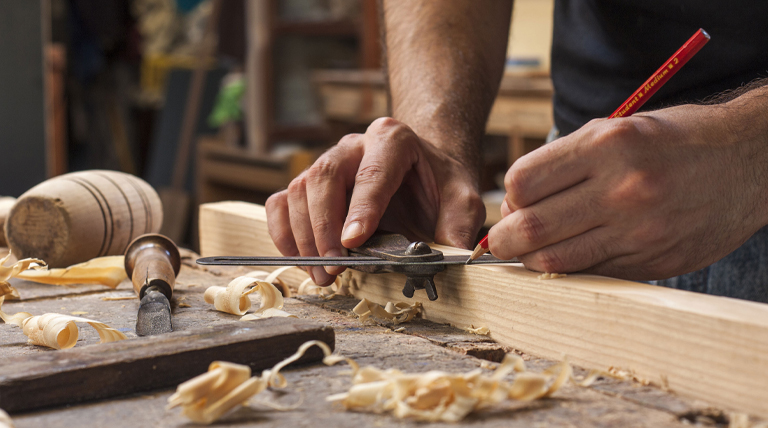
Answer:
[
  {"left": 266, "top": 117, "right": 485, "bottom": 285},
  {"left": 489, "top": 104, "right": 767, "bottom": 280}
]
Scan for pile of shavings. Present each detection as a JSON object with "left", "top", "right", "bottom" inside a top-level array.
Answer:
[
  {"left": 353, "top": 298, "right": 422, "bottom": 325},
  {"left": 0, "top": 255, "right": 127, "bottom": 350},
  {"left": 167, "top": 340, "right": 572, "bottom": 424},
  {"left": 325, "top": 350, "right": 572, "bottom": 422},
  {"left": 167, "top": 340, "right": 333, "bottom": 424},
  {"left": 204, "top": 268, "right": 297, "bottom": 320}
]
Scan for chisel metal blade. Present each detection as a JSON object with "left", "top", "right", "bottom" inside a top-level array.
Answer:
[{"left": 136, "top": 289, "right": 173, "bottom": 336}]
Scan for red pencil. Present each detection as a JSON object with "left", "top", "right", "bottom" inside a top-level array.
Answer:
[{"left": 467, "top": 28, "right": 710, "bottom": 263}]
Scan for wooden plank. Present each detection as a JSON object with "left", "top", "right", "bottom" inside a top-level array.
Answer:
[
  {"left": 0, "top": 317, "right": 334, "bottom": 414},
  {"left": 199, "top": 201, "right": 768, "bottom": 418}
]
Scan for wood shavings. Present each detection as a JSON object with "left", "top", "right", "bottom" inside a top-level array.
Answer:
[
  {"left": 1, "top": 308, "right": 127, "bottom": 350},
  {"left": 1, "top": 283, "right": 126, "bottom": 350},
  {"left": 353, "top": 298, "right": 422, "bottom": 325},
  {"left": 204, "top": 276, "right": 296, "bottom": 320},
  {"left": 0, "top": 408, "right": 14, "bottom": 428},
  {"left": 464, "top": 324, "right": 490, "bottom": 335},
  {"left": 0, "top": 251, "right": 46, "bottom": 299},
  {"left": 297, "top": 277, "right": 343, "bottom": 299},
  {"left": 167, "top": 340, "right": 333, "bottom": 424},
  {"left": 538, "top": 272, "right": 567, "bottom": 280},
  {"left": 607, "top": 366, "right": 651, "bottom": 386},
  {"left": 324, "top": 350, "right": 572, "bottom": 422},
  {"left": 15, "top": 255, "right": 127, "bottom": 288},
  {"left": 244, "top": 266, "right": 296, "bottom": 297}
]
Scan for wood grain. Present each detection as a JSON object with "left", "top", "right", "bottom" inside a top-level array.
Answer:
[
  {"left": 0, "top": 317, "right": 334, "bottom": 414},
  {"left": 199, "top": 201, "right": 768, "bottom": 417},
  {"left": 5, "top": 170, "right": 162, "bottom": 267}
]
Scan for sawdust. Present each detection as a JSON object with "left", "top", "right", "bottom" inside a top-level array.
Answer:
[
  {"left": 353, "top": 298, "right": 422, "bottom": 325},
  {"left": 537, "top": 273, "right": 567, "bottom": 280}
]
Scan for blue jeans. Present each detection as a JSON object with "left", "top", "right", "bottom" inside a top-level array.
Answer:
[{"left": 657, "top": 226, "right": 768, "bottom": 303}]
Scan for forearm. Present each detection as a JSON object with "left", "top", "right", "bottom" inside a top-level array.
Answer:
[{"left": 382, "top": 0, "right": 512, "bottom": 179}]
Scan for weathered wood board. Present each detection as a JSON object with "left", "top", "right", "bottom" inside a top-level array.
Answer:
[
  {"left": 199, "top": 201, "right": 768, "bottom": 418},
  {"left": 0, "top": 318, "right": 334, "bottom": 413}
]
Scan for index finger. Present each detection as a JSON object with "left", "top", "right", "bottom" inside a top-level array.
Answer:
[
  {"left": 305, "top": 134, "right": 365, "bottom": 275},
  {"left": 341, "top": 118, "right": 421, "bottom": 248},
  {"left": 504, "top": 121, "right": 604, "bottom": 210}
]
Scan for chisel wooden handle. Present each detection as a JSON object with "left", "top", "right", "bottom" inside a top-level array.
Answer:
[
  {"left": 4, "top": 170, "right": 162, "bottom": 267},
  {"left": 124, "top": 234, "right": 180, "bottom": 299}
]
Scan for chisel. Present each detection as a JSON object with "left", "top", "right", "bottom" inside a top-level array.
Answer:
[{"left": 124, "top": 233, "right": 180, "bottom": 336}]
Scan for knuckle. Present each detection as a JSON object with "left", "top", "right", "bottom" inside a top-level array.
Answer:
[
  {"left": 311, "top": 216, "right": 334, "bottom": 239},
  {"left": 287, "top": 174, "right": 307, "bottom": 194},
  {"left": 337, "top": 133, "right": 362, "bottom": 148},
  {"left": 504, "top": 166, "right": 530, "bottom": 209},
  {"left": 531, "top": 250, "right": 567, "bottom": 273},
  {"left": 306, "top": 157, "right": 337, "bottom": 184},
  {"left": 517, "top": 210, "right": 547, "bottom": 244},
  {"left": 265, "top": 191, "right": 287, "bottom": 212},
  {"left": 369, "top": 116, "right": 400, "bottom": 131},
  {"left": 355, "top": 162, "right": 388, "bottom": 185},
  {"left": 592, "top": 119, "right": 640, "bottom": 150},
  {"left": 293, "top": 233, "right": 316, "bottom": 251}
]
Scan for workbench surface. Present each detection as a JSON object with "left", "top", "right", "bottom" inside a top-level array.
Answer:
[{"left": 1, "top": 259, "right": 723, "bottom": 427}]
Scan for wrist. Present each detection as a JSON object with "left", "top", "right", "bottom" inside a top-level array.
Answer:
[{"left": 697, "top": 88, "right": 768, "bottom": 229}]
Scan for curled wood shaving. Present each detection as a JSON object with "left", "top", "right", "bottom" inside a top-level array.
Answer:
[
  {"left": 168, "top": 340, "right": 333, "bottom": 424},
  {"left": 538, "top": 272, "right": 567, "bottom": 280},
  {"left": 0, "top": 408, "right": 14, "bottom": 428},
  {"left": 15, "top": 256, "right": 127, "bottom": 288},
  {"left": 297, "top": 277, "right": 343, "bottom": 299},
  {"left": 324, "top": 351, "right": 572, "bottom": 422},
  {"left": 204, "top": 276, "right": 296, "bottom": 320},
  {"left": 244, "top": 266, "right": 296, "bottom": 297},
  {"left": 0, "top": 281, "right": 126, "bottom": 350},
  {"left": 0, "top": 300, "right": 127, "bottom": 349},
  {"left": 353, "top": 298, "right": 422, "bottom": 325},
  {"left": 0, "top": 251, "right": 46, "bottom": 300}
]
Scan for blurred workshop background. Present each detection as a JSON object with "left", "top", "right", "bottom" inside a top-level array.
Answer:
[{"left": 0, "top": 0, "right": 554, "bottom": 248}]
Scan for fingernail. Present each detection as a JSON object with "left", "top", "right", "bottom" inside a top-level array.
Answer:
[
  {"left": 312, "top": 266, "right": 331, "bottom": 286},
  {"left": 341, "top": 221, "right": 364, "bottom": 242}
]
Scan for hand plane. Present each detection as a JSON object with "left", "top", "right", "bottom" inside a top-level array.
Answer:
[{"left": 196, "top": 232, "right": 516, "bottom": 301}]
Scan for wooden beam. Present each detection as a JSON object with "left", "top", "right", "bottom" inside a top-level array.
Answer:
[{"left": 199, "top": 201, "right": 768, "bottom": 417}]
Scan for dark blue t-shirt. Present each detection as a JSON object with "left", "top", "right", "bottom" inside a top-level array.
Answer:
[{"left": 551, "top": 0, "right": 768, "bottom": 136}]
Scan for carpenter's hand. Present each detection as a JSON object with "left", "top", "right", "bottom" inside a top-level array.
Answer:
[
  {"left": 266, "top": 118, "right": 485, "bottom": 285},
  {"left": 488, "top": 104, "right": 768, "bottom": 280}
]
